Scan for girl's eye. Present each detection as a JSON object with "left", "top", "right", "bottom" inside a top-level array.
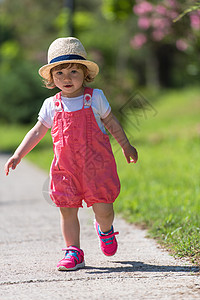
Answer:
[
  {"left": 56, "top": 71, "right": 63, "bottom": 75},
  {"left": 71, "top": 70, "right": 77, "bottom": 74}
]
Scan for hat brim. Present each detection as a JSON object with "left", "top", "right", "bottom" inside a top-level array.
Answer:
[{"left": 39, "top": 59, "right": 99, "bottom": 80}]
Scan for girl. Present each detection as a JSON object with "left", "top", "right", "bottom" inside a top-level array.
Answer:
[{"left": 4, "top": 37, "right": 138, "bottom": 271}]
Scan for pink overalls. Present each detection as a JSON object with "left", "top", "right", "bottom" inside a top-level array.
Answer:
[{"left": 50, "top": 88, "right": 120, "bottom": 207}]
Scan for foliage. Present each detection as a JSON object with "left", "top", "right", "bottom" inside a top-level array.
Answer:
[
  {"left": 98, "top": 0, "right": 200, "bottom": 88},
  {"left": 102, "top": 0, "right": 135, "bottom": 20},
  {"left": 128, "top": 0, "right": 200, "bottom": 87},
  {"left": 0, "top": 0, "right": 200, "bottom": 124},
  {"left": 0, "top": 60, "right": 52, "bottom": 123},
  {"left": 114, "top": 87, "right": 200, "bottom": 263},
  {"left": 131, "top": 0, "right": 200, "bottom": 51},
  {"left": 0, "top": 0, "right": 61, "bottom": 124},
  {"left": 0, "top": 0, "right": 62, "bottom": 54},
  {"left": 0, "top": 0, "right": 128, "bottom": 123}
]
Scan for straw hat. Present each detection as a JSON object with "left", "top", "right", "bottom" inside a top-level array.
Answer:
[{"left": 39, "top": 37, "right": 99, "bottom": 80}]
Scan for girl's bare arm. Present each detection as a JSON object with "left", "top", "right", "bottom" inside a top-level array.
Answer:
[
  {"left": 102, "top": 112, "right": 138, "bottom": 164},
  {"left": 4, "top": 121, "right": 49, "bottom": 175}
]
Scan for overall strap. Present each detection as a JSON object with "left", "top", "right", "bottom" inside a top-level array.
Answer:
[
  {"left": 53, "top": 92, "right": 63, "bottom": 112},
  {"left": 83, "top": 87, "right": 93, "bottom": 107},
  {"left": 53, "top": 92, "right": 64, "bottom": 149},
  {"left": 83, "top": 87, "right": 93, "bottom": 144}
]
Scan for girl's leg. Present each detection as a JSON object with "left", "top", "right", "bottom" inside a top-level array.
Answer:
[
  {"left": 92, "top": 203, "right": 114, "bottom": 233},
  {"left": 60, "top": 207, "right": 80, "bottom": 248}
]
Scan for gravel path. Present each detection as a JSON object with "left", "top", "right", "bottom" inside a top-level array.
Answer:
[{"left": 0, "top": 154, "right": 199, "bottom": 300}]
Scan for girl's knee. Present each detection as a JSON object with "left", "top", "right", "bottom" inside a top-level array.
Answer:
[
  {"left": 92, "top": 203, "right": 114, "bottom": 218},
  {"left": 60, "top": 207, "right": 79, "bottom": 218}
]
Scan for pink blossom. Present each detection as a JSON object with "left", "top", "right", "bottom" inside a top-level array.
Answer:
[
  {"left": 155, "top": 5, "right": 167, "bottom": 15},
  {"left": 133, "top": 1, "right": 153, "bottom": 16},
  {"left": 190, "top": 13, "right": 200, "bottom": 30},
  {"left": 151, "top": 30, "right": 166, "bottom": 41},
  {"left": 165, "top": 0, "right": 178, "bottom": 8},
  {"left": 152, "top": 17, "right": 171, "bottom": 30},
  {"left": 167, "top": 10, "right": 179, "bottom": 20},
  {"left": 130, "top": 33, "right": 147, "bottom": 49},
  {"left": 138, "top": 17, "right": 151, "bottom": 29},
  {"left": 176, "top": 39, "right": 188, "bottom": 51}
]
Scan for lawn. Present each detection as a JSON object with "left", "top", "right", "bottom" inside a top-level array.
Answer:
[
  {"left": 1, "top": 87, "right": 200, "bottom": 264},
  {"left": 114, "top": 87, "right": 200, "bottom": 263}
]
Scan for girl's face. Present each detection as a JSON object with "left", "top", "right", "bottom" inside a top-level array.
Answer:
[{"left": 52, "top": 65, "right": 85, "bottom": 97}]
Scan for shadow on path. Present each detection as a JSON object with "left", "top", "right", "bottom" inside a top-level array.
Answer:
[{"left": 86, "top": 261, "right": 200, "bottom": 274}]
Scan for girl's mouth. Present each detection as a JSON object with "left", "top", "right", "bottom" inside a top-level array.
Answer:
[{"left": 64, "top": 84, "right": 73, "bottom": 88}]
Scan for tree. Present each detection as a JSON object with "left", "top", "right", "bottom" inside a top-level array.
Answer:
[
  {"left": 0, "top": 0, "right": 61, "bottom": 123},
  {"left": 130, "top": 0, "right": 200, "bottom": 87}
]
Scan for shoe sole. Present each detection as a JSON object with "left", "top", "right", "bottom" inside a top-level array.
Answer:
[{"left": 57, "top": 261, "right": 85, "bottom": 271}]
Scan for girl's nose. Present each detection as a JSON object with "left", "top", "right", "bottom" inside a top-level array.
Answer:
[{"left": 63, "top": 73, "right": 71, "bottom": 81}]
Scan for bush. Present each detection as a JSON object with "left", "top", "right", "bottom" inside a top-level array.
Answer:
[{"left": 0, "top": 61, "right": 53, "bottom": 124}]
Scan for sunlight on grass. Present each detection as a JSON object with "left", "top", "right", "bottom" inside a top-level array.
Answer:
[{"left": 114, "top": 87, "right": 200, "bottom": 263}]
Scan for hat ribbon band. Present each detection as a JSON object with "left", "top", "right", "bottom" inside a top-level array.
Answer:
[{"left": 50, "top": 54, "right": 86, "bottom": 64}]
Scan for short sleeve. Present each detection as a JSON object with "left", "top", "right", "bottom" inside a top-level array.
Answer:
[
  {"left": 38, "top": 97, "right": 55, "bottom": 129},
  {"left": 93, "top": 89, "right": 111, "bottom": 119}
]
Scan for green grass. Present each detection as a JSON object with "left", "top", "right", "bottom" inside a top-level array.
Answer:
[
  {"left": 0, "top": 123, "right": 53, "bottom": 170},
  {"left": 1, "top": 87, "right": 200, "bottom": 264},
  {"left": 114, "top": 87, "right": 200, "bottom": 264}
]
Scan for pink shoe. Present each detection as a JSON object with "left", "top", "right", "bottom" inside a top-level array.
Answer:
[
  {"left": 95, "top": 221, "right": 119, "bottom": 256},
  {"left": 57, "top": 246, "right": 85, "bottom": 271}
]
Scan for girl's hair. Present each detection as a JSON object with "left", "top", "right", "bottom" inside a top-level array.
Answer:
[{"left": 43, "top": 63, "right": 94, "bottom": 89}]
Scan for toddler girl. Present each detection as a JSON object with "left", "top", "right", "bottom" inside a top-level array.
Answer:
[{"left": 4, "top": 37, "right": 138, "bottom": 271}]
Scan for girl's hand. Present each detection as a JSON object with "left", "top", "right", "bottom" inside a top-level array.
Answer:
[
  {"left": 4, "top": 155, "right": 21, "bottom": 176},
  {"left": 122, "top": 143, "right": 138, "bottom": 164},
  {"left": 101, "top": 112, "right": 138, "bottom": 164},
  {"left": 4, "top": 121, "right": 48, "bottom": 176}
]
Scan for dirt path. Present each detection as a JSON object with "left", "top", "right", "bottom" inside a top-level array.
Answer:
[{"left": 0, "top": 154, "right": 199, "bottom": 300}]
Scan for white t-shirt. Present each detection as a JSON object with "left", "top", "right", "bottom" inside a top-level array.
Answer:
[{"left": 38, "top": 89, "right": 111, "bottom": 134}]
